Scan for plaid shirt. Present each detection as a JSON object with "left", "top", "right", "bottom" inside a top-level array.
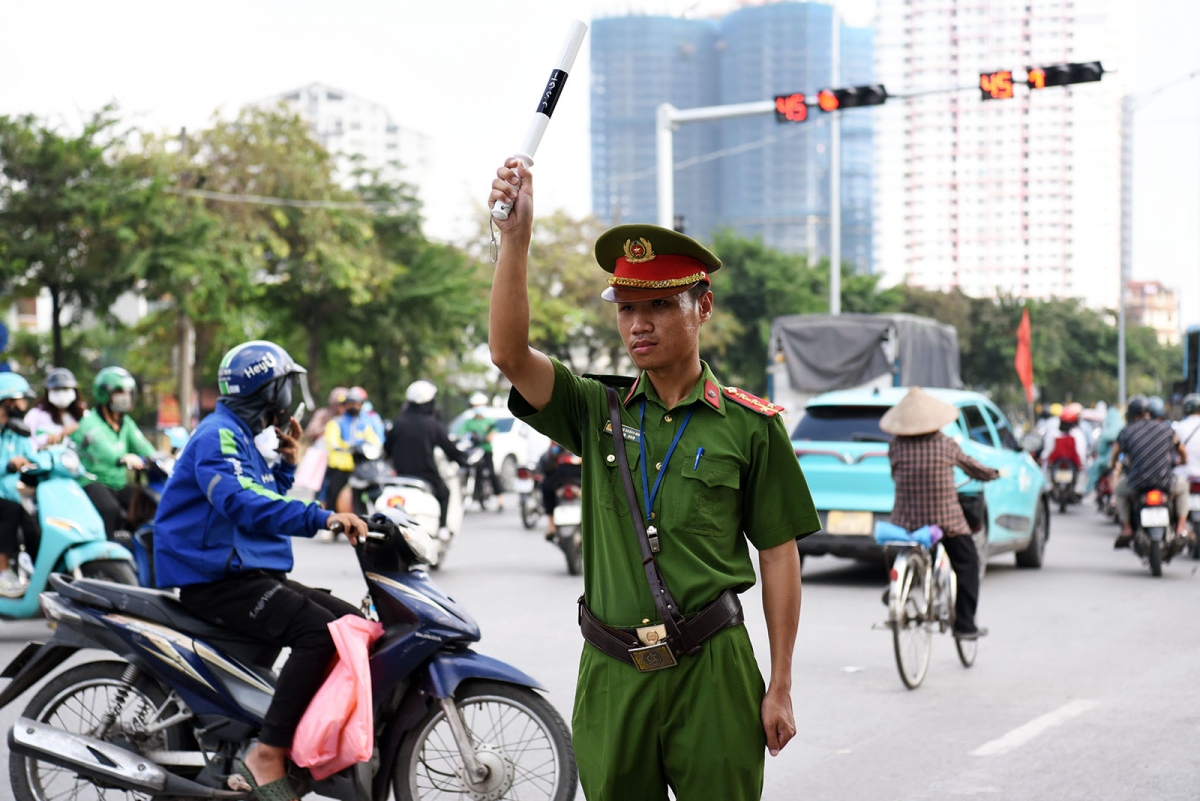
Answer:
[{"left": 888, "top": 431, "right": 1000, "bottom": 536}]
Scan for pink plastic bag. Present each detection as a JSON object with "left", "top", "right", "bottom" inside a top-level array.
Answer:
[
  {"left": 294, "top": 444, "right": 328, "bottom": 493},
  {"left": 289, "top": 615, "right": 383, "bottom": 780}
]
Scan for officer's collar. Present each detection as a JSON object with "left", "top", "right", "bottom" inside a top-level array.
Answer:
[{"left": 623, "top": 361, "right": 725, "bottom": 417}]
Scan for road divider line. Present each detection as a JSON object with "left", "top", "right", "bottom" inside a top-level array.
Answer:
[{"left": 970, "top": 699, "right": 1098, "bottom": 757}]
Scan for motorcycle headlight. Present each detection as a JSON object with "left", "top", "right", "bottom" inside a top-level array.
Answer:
[{"left": 58, "top": 450, "right": 81, "bottom": 475}]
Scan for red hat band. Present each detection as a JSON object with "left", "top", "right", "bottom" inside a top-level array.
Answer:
[{"left": 609, "top": 254, "right": 709, "bottom": 291}]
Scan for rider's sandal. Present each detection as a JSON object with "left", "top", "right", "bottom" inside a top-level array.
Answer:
[{"left": 228, "top": 759, "right": 300, "bottom": 801}]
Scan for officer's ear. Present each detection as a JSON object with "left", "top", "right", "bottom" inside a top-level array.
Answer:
[{"left": 694, "top": 285, "right": 713, "bottom": 324}]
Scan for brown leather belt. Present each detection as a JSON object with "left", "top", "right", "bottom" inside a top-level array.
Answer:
[{"left": 578, "top": 589, "right": 744, "bottom": 672}]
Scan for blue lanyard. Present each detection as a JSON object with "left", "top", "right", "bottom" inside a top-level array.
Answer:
[{"left": 638, "top": 399, "right": 695, "bottom": 524}]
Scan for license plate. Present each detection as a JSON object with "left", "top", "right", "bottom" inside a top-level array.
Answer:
[
  {"left": 513, "top": 478, "right": 534, "bottom": 494},
  {"left": 1190, "top": 494, "right": 1200, "bottom": 512},
  {"left": 1053, "top": 470, "right": 1073, "bottom": 483},
  {"left": 825, "top": 510, "right": 874, "bottom": 536},
  {"left": 1140, "top": 506, "right": 1170, "bottom": 528},
  {"left": 553, "top": 505, "right": 582, "bottom": 526}
]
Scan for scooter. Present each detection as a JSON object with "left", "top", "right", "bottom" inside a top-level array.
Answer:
[
  {"left": 1187, "top": 476, "right": 1200, "bottom": 560},
  {"left": 3, "top": 444, "right": 136, "bottom": 618},
  {"left": 357, "top": 442, "right": 465, "bottom": 569},
  {"left": 550, "top": 473, "right": 584, "bottom": 576},
  {"left": 1130, "top": 487, "right": 1187, "bottom": 577},
  {"left": 515, "top": 465, "right": 543, "bottom": 530},
  {"left": 457, "top": 436, "right": 497, "bottom": 511},
  {"left": 0, "top": 513, "right": 577, "bottom": 801},
  {"left": 1045, "top": 435, "right": 1082, "bottom": 513}
]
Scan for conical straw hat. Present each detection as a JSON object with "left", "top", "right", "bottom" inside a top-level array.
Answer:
[{"left": 879, "top": 387, "right": 959, "bottom": 436}]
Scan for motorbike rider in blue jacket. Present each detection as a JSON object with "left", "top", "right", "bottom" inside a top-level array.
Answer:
[{"left": 153, "top": 340, "right": 367, "bottom": 798}]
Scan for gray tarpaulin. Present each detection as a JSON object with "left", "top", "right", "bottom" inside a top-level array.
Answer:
[{"left": 769, "top": 313, "right": 961, "bottom": 393}]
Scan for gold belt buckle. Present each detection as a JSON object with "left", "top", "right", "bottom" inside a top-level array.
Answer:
[{"left": 629, "top": 641, "right": 677, "bottom": 672}]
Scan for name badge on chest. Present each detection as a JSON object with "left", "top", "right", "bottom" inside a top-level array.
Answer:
[{"left": 602, "top": 421, "right": 641, "bottom": 443}]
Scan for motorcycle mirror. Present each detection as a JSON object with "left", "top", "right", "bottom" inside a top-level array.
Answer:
[
  {"left": 361, "top": 442, "right": 383, "bottom": 462},
  {"left": 58, "top": 449, "right": 82, "bottom": 475}
]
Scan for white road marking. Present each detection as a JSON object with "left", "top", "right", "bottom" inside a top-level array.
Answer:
[{"left": 970, "top": 699, "right": 1098, "bottom": 757}]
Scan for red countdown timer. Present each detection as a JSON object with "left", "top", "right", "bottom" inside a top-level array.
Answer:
[
  {"left": 1027, "top": 67, "right": 1047, "bottom": 89},
  {"left": 979, "top": 70, "right": 1014, "bottom": 101},
  {"left": 773, "top": 93, "right": 808, "bottom": 123}
]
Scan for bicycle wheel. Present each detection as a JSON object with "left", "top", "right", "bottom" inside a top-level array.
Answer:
[
  {"left": 891, "top": 557, "right": 932, "bottom": 690},
  {"left": 955, "top": 633, "right": 978, "bottom": 667}
]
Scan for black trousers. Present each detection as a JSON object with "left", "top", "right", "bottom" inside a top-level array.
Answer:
[
  {"left": 0, "top": 498, "right": 39, "bottom": 561},
  {"left": 411, "top": 472, "right": 451, "bottom": 528},
  {"left": 179, "top": 572, "right": 360, "bottom": 748},
  {"left": 323, "top": 468, "right": 353, "bottom": 510},
  {"left": 475, "top": 452, "right": 502, "bottom": 498},
  {"left": 941, "top": 535, "right": 980, "bottom": 633},
  {"left": 83, "top": 483, "right": 136, "bottom": 539}
]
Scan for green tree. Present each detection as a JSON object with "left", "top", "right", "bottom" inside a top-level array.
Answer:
[{"left": 0, "top": 106, "right": 144, "bottom": 365}]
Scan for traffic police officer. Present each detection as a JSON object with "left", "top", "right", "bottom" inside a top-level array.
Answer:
[{"left": 488, "top": 160, "right": 819, "bottom": 800}]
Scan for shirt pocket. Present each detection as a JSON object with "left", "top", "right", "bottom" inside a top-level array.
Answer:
[
  {"left": 598, "top": 433, "right": 641, "bottom": 518},
  {"left": 678, "top": 449, "right": 742, "bottom": 537}
]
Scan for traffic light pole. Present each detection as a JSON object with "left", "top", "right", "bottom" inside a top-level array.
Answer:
[{"left": 829, "top": 9, "right": 841, "bottom": 315}]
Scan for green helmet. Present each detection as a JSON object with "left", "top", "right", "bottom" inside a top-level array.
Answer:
[{"left": 93, "top": 367, "right": 137, "bottom": 406}]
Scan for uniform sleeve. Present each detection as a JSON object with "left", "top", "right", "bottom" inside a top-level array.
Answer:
[
  {"left": 741, "top": 414, "right": 821, "bottom": 549},
  {"left": 126, "top": 419, "right": 156, "bottom": 458},
  {"left": 951, "top": 440, "right": 1001, "bottom": 481},
  {"left": 326, "top": 418, "right": 350, "bottom": 459},
  {"left": 73, "top": 415, "right": 125, "bottom": 469},
  {"left": 193, "top": 426, "right": 330, "bottom": 537},
  {"left": 507, "top": 358, "right": 600, "bottom": 457}
]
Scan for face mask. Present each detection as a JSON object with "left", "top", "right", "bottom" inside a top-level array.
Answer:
[
  {"left": 110, "top": 393, "right": 134, "bottom": 414},
  {"left": 346, "top": 406, "right": 361, "bottom": 417},
  {"left": 48, "top": 389, "right": 75, "bottom": 409},
  {"left": 254, "top": 426, "right": 281, "bottom": 465}
]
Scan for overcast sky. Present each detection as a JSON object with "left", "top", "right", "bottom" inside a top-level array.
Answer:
[{"left": 6, "top": 0, "right": 1197, "bottom": 327}]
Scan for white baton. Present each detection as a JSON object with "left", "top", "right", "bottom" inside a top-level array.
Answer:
[{"left": 491, "top": 20, "right": 588, "bottom": 221}]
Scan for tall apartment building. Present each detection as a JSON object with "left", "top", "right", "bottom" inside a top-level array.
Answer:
[
  {"left": 256, "top": 83, "right": 430, "bottom": 190},
  {"left": 591, "top": 3, "right": 875, "bottom": 271},
  {"left": 873, "top": 0, "right": 1122, "bottom": 307}
]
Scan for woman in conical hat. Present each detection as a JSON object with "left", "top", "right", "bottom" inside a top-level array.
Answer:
[{"left": 883, "top": 387, "right": 1000, "bottom": 640}]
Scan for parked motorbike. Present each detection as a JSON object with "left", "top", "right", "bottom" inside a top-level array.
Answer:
[
  {"left": 4, "top": 444, "right": 136, "bottom": 617},
  {"left": 1130, "top": 487, "right": 1187, "bottom": 577},
  {"left": 354, "top": 442, "right": 464, "bottom": 569},
  {"left": 515, "top": 466, "right": 544, "bottom": 530},
  {"left": 0, "top": 512, "right": 577, "bottom": 801}
]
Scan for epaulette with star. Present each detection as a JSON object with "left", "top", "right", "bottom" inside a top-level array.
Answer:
[{"left": 723, "top": 386, "right": 785, "bottom": 417}]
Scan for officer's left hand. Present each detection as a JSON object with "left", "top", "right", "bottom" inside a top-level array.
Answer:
[
  {"left": 761, "top": 684, "right": 796, "bottom": 757},
  {"left": 277, "top": 417, "right": 302, "bottom": 465}
]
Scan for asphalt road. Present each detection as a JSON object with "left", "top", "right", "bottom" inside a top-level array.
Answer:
[{"left": 0, "top": 497, "right": 1196, "bottom": 799}]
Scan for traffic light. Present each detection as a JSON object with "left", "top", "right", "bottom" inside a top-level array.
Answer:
[
  {"left": 979, "top": 70, "right": 1015, "bottom": 100},
  {"left": 814, "top": 84, "right": 888, "bottom": 112},
  {"left": 773, "top": 93, "right": 808, "bottom": 123},
  {"left": 1026, "top": 61, "right": 1103, "bottom": 89}
]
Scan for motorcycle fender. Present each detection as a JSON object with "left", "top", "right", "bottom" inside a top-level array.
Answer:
[
  {"left": 0, "top": 643, "right": 78, "bottom": 710},
  {"left": 420, "top": 649, "right": 547, "bottom": 699},
  {"left": 1149, "top": 527, "right": 1165, "bottom": 542},
  {"left": 63, "top": 541, "right": 135, "bottom": 574}
]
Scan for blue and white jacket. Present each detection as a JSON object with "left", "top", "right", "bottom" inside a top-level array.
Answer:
[{"left": 153, "top": 403, "right": 331, "bottom": 588}]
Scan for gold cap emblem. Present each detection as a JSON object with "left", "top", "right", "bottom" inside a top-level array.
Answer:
[{"left": 623, "top": 237, "right": 656, "bottom": 263}]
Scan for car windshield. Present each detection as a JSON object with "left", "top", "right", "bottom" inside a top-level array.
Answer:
[{"left": 792, "top": 405, "right": 891, "bottom": 443}]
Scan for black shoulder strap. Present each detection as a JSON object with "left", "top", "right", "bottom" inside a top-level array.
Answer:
[{"left": 603, "top": 385, "right": 694, "bottom": 653}]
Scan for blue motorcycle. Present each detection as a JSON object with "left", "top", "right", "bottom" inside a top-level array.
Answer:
[
  {"left": 1, "top": 446, "right": 136, "bottom": 620},
  {"left": 0, "top": 512, "right": 577, "bottom": 801}
]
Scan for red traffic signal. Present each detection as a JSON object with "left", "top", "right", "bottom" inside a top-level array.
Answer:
[
  {"left": 814, "top": 84, "right": 887, "bottom": 112},
  {"left": 773, "top": 93, "right": 808, "bottom": 123},
  {"left": 1027, "top": 61, "right": 1103, "bottom": 89},
  {"left": 980, "top": 70, "right": 1014, "bottom": 100}
]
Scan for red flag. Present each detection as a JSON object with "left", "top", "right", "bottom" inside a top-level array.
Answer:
[{"left": 1014, "top": 307, "right": 1035, "bottom": 403}]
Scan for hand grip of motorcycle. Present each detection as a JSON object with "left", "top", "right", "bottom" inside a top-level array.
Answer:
[{"left": 490, "top": 20, "right": 588, "bottom": 221}]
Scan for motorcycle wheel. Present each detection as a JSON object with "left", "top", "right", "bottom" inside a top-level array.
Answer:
[
  {"left": 81, "top": 559, "right": 139, "bottom": 586},
  {"left": 520, "top": 494, "right": 541, "bottom": 530},
  {"left": 1149, "top": 539, "right": 1163, "bottom": 577},
  {"left": 560, "top": 528, "right": 583, "bottom": 576},
  {"left": 11, "top": 661, "right": 192, "bottom": 801},
  {"left": 394, "top": 680, "right": 577, "bottom": 801}
]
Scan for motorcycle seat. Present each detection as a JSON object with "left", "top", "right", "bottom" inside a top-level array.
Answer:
[
  {"left": 54, "top": 577, "right": 282, "bottom": 669},
  {"left": 381, "top": 476, "right": 434, "bottom": 494}
]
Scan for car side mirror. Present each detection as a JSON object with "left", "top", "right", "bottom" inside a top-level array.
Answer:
[{"left": 1023, "top": 432, "right": 1044, "bottom": 455}]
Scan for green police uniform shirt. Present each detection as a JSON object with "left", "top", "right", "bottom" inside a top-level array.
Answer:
[{"left": 510, "top": 357, "right": 820, "bottom": 628}]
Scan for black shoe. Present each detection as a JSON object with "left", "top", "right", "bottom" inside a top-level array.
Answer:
[
  {"left": 880, "top": 587, "right": 890, "bottom": 606},
  {"left": 1114, "top": 533, "right": 1133, "bottom": 549},
  {"left": 954, "top": 627, "right": 988, "bottom": 641}
]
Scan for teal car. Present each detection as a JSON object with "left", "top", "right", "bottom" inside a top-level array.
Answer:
[{"left": 792, "top": 388, "right": 1049, "bottom": 574}]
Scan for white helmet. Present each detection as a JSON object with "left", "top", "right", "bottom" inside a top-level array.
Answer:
[
  {"left": 469, "top": 391, "right": 489, "bottom": 408},
  {"left": 405, "top": 379, "right": 437, "bottom": 405}
]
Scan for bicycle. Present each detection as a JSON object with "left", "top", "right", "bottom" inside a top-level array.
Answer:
[{"left": 877, "top": 532, "right": 977, "bottom": 689}]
